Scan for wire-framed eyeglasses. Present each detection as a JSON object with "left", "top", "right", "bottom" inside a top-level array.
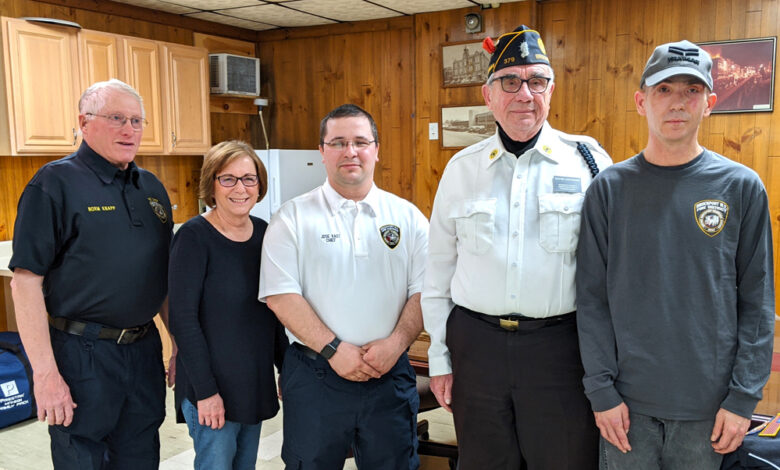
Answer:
[
  {"left": 322, "top": 139, "right": 376, "bottom": 150},
  {"left": 86, "top": 113, "right": 148, "bottom": 130}
]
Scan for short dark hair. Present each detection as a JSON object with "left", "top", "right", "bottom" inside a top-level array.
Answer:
[{"left": 319, "top": 104, "right": 379, "bottom": 145}]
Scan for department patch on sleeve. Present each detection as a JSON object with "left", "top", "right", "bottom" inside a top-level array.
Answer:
[
  {"left": 147, "top": 197, "right": 169, "bottom": 224},
  {"left": 379, "top": 224, "right": 400, "bottom": 249},
  {"left": 694, "top": 200, "right": 728, "bottom": 237}
]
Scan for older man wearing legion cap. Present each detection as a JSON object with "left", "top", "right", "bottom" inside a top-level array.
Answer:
[
  {"left": 422, "top": 25, "right": 611, "bottom": 469},
  {"left": 576, "top": 40, "right": 774, "bottom": 469}
]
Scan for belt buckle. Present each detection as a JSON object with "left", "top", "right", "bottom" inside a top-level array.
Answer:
[
  {"left": 117, "top": 328, "right": 132, "bottom": 344},
  {"left": 499, "top": 318, "right": 519, "bottom": 331}
]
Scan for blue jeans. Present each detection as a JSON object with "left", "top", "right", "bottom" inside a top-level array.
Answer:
[
  {"left": 602, "top": 411, "right": 724, "bottom": 470},
  {"left": 182, "top": 398, "right": 262, "bottom": 470}
]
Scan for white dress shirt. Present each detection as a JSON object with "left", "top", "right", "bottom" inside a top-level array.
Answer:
[
  {"left": 422, "top": 123, "right": 612, "bottom": 376},
  {"left": 260, "top": 180, "right": 429, "bottom": 347}
]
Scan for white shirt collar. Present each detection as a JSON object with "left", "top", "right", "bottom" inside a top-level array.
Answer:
[{"left": 321, "top": 179, "right": 378, "bottom": 217}]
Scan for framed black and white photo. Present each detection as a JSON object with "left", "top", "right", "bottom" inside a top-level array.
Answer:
[
  {"left": 441, "top": 40, "right": 491, "bottom": 87},
  {"left": 441, "top": 105, "right": 495, "bottom": 149},
  {"left": 699, "top": 37, "right": 776, "bottom": 113}
]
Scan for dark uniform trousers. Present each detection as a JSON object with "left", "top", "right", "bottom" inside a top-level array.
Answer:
[
  {"left": 280, "top": 343, "right": 420, "bottom": 470},
  {"left": 448, "top": 305, "right": 599, "bottom": 470},
  {"left": 48, "top": 324, "right": 166, "bottom": 470}
]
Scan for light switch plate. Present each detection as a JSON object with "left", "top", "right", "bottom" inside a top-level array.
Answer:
[{"left": 429, "top": 122, "right": 439, "bottom": 140}]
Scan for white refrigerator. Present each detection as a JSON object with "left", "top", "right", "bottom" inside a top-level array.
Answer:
[{"left": 250, "top": 149, "right": 327, "bottom": 223}]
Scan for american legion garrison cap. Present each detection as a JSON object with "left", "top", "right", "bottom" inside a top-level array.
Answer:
[{"left": 483, "top": 25, "right": 550, "bottom": 76}]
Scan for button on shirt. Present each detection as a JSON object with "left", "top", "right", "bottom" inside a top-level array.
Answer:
[
  {"left": 9, "top": 142, "right": 173, "bottom": 328},
  {"left": 422, "top": 123, "right": 612, "bottom": 376},
  {"left": 259, "top": 180, "right": 429, "bottom": 347}
]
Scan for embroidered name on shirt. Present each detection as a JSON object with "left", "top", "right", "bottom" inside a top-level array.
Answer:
[
  {"left": 321, "top": 233, "right": 340, "bottom": 243},
  {"left": 694, "top": 199, "right": 729, "bottom": 237},
  {"left": 87, "top": 205, "right": 116, "bottom": 212}
]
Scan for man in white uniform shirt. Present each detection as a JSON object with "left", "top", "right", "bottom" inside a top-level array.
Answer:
[
  {"left": 422, "top": 26, "right": 612, "bottom": 469},
  {"left": 260, "top": 104, "right": 429, "bottom": 469}
]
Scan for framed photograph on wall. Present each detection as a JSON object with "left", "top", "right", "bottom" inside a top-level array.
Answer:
[
  {"left": 698, "top": 37, "right": 776, "bottom": 113},
  {"left": 441, "top": 105, "right": 495, "bottom": 149},
  {"left": 441, "top": 40, "right": 491, "bottom": 87}
]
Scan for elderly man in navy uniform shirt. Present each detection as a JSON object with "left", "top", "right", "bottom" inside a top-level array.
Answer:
[{"left": 9, "top": 79, "right": 173, "bottom": 470}]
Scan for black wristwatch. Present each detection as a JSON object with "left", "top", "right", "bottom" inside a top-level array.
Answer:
[{"left": 319, "top": 336, "right": 341, "bottom": 360}]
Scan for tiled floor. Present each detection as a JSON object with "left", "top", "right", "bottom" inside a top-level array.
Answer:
[{"left": 0, "top": 388, "right": 457, "bottom": 470}]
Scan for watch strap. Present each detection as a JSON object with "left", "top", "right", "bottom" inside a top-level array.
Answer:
[{"left": 320, "top": 336, "right": 341, "bottom": 359}]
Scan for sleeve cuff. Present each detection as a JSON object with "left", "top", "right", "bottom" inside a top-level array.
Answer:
[
  {"left": 586, "top": 385, "right": 624, "bottom": 412},
  {"left": 427, "top": 354, "right": 452, "bottom": 377},
  {"left": 192, "top": 378, "right": 219, "bottom": 401},
  {"left": 721, "top": 390, "right": 759, "bottom": 419}
]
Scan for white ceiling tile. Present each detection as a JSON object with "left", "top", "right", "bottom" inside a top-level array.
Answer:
[
  {"left": 370, "top": 0, "right": 475, "bottom": 15},
  {"left": 218, "top": 4, "right": 336, "bottom": 27},
  {"left": 290, "top": 0, "right": 401, "bottom": 22},
  {"left": 111, "top": 0, "right": 198, "bottom": 14},
  {"left": 171, "top": 0, "right": 262, "bottom": 9},
  {"left": 185, "top": 11, "right": 278, "bottom": 30}
]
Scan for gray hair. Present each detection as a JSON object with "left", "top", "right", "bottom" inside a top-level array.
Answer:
[{"left": 78, "top": 79, "right": 145, "bottom": 119}]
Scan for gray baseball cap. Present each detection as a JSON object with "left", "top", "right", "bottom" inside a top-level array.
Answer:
[{"left": 640, "top": 40, "right": 713, "bottom": 89}]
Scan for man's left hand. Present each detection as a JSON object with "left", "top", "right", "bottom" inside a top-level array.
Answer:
[
  {"left": 361, "top": 336, "right": 404, "bottom": 376},
  {"left": 711, "top": 408, "right": 750, "bottom": 454},
  {"left": 166, "top": 344, "right": 177, "bottom": 388}
]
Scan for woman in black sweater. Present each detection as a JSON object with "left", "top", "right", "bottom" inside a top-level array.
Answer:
[{"left": 169, "top": 140, "right": 287, "bottom": 469}]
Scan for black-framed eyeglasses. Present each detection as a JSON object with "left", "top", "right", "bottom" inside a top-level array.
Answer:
[
  {"left": 322, "top": 139, "right": 376, "bottom": 150},
  {"left": 489, "top": 75, "right": 552, "bottom": 94},
  {"left": 86, "top": 113, "right": 148, "bottom": 130},
  {"left": 215, "top": 174, "right": 259, "bottom": 187}
]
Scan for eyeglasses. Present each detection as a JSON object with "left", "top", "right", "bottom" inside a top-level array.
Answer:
[
  {"left": 489, "top": 75, "right": 552, "bottom": 94},
  {"left": 322, "top": 139, "right": 376, "bottom": 150},
  {"left": 215, "top": 174, "right": 259, "bottom": 187},
  {"left": 86, "top": 113, "right": 148, "bottom": 130}
]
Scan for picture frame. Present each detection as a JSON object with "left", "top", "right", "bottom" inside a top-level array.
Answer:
[
  {"left": 441, "top": 40, "right": 491, "bottom": 87},
  {"left": 441, "top": 105, "right": 496, "bottom": 149},
  {"left": 698, "top": 37, "right": 776, "bottom": 113}
]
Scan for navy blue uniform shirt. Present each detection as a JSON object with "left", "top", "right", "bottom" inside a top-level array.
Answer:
[{"left": 9, "top": 141, "right": 173, "bottom": 328}]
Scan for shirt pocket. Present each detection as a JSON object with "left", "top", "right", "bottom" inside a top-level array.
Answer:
[
  {"left": 449, "top": 198, "right": 497, "bottom": 255},
  {"left": 538, "top": 193, "right": 584, "bottom": 253}
]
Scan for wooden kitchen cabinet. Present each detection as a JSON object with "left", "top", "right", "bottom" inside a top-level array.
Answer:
[
  {"left": 122, "top": 37, "right": 165, "bottom": 154},
  {"left": 78, "top": 30, "right": 122, "bottom": 89},
  {"left": 0, "top": 17, "right": 80, "bottom": 155},
  {"left": 161, "top": 43, "right": 211, "bottom": 154}
]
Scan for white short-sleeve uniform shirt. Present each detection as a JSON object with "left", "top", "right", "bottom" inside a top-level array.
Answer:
[{"left": 259, "top": 180, "right": 429, "bottom": 347}]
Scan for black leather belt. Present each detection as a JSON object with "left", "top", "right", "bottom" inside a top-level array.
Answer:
[
  {"left": 457, "top": 305, "right": 575, "bottom": 331},
  {"left": 293, "top": 342, "right": 320, "bottom": 360},
  {"left": 49, "top": 316, "right": 153, "bottom": 345}
]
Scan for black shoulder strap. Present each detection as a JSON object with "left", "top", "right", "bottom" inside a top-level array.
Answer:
[{"left": 576, "top": 142, "right": 600, "bottom": 179}]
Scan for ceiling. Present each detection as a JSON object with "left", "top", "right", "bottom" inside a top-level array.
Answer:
[{"left": 109, "top": 0, "right": 525, "bottom": 31}]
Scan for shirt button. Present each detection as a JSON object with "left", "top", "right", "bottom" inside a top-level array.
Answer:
[
  {"left": 512, "top": 231, "right": 518, "bottom": 238},
  {"left": 511, "top": 262, "right": 517, "bottom": 268},
  {"left": 564, "top": 206, "right": 570, "bottom": 212},
  {"left": 510, "top": 294, "right": 516, "bottom": 299},
  {"left": 513, "top": 202, "right": 520, "bottom": 207},
  {"left": 516, "top": 174, "right": 522, "bottom": 179}
]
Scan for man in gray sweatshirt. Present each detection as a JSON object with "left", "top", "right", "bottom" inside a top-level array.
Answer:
[{"left": 576, "top": 40, "right": 774, "bottom": 470}]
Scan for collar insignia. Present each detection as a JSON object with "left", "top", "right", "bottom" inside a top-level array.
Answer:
[{"left": 489, "top": 149, "right": 499, "bottom": 160}]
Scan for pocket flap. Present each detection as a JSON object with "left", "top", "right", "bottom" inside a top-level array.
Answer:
[
  {"left": 448, "top": 198, "right": 497, "bottom": 219},
  {"left": 538, "top": 193, "right": 584, "bottom": 214}
]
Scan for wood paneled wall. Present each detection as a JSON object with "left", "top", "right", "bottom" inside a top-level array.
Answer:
[
  {"left": 256, "top": 18, "right": 415, "bottom": 199},
  {"left": 0, "top": 0, "right": 258, "bottom": 240}
]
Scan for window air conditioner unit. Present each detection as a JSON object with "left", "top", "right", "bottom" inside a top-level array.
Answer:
[{"left": 209, "top": 53, "right": 260, "bottom": 96}]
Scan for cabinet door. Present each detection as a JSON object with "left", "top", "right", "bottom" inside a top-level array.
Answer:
[
  {"left": 2, "top": 18, "right": 80, "bottom": 154},
  {"left": 78, "top": 30, "right": 122, "bottom": 87},
  {"left": 162, "top": 43, "right": 211, "bottom": 154},
  {"left": 122, "top": 38, "right": 164, "bottom": 154}
]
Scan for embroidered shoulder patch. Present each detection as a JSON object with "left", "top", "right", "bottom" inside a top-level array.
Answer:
[
  {"left": 148, "top": 197, "right": 168, "bottom": 224},
  {"left": 379, "top": 224, "right": 400, "bottom": 249},
  {"left": 694, "top": 200, "right": 728, "bottom": 237}
]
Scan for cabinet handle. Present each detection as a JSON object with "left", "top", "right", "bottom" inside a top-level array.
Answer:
[
  {"left": 171, "top": 132, "right": 177, "bottom": 149},
  {"left": 72, "top": 128, "right": 77, "bottom": 146}
]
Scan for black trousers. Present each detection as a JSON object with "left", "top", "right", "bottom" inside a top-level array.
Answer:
[
  {"left": 448, "top": 306, "right": 598, "bottom": 470},
  {"left": 48, "top": 324, "right": 166, "bottom": 470}
]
